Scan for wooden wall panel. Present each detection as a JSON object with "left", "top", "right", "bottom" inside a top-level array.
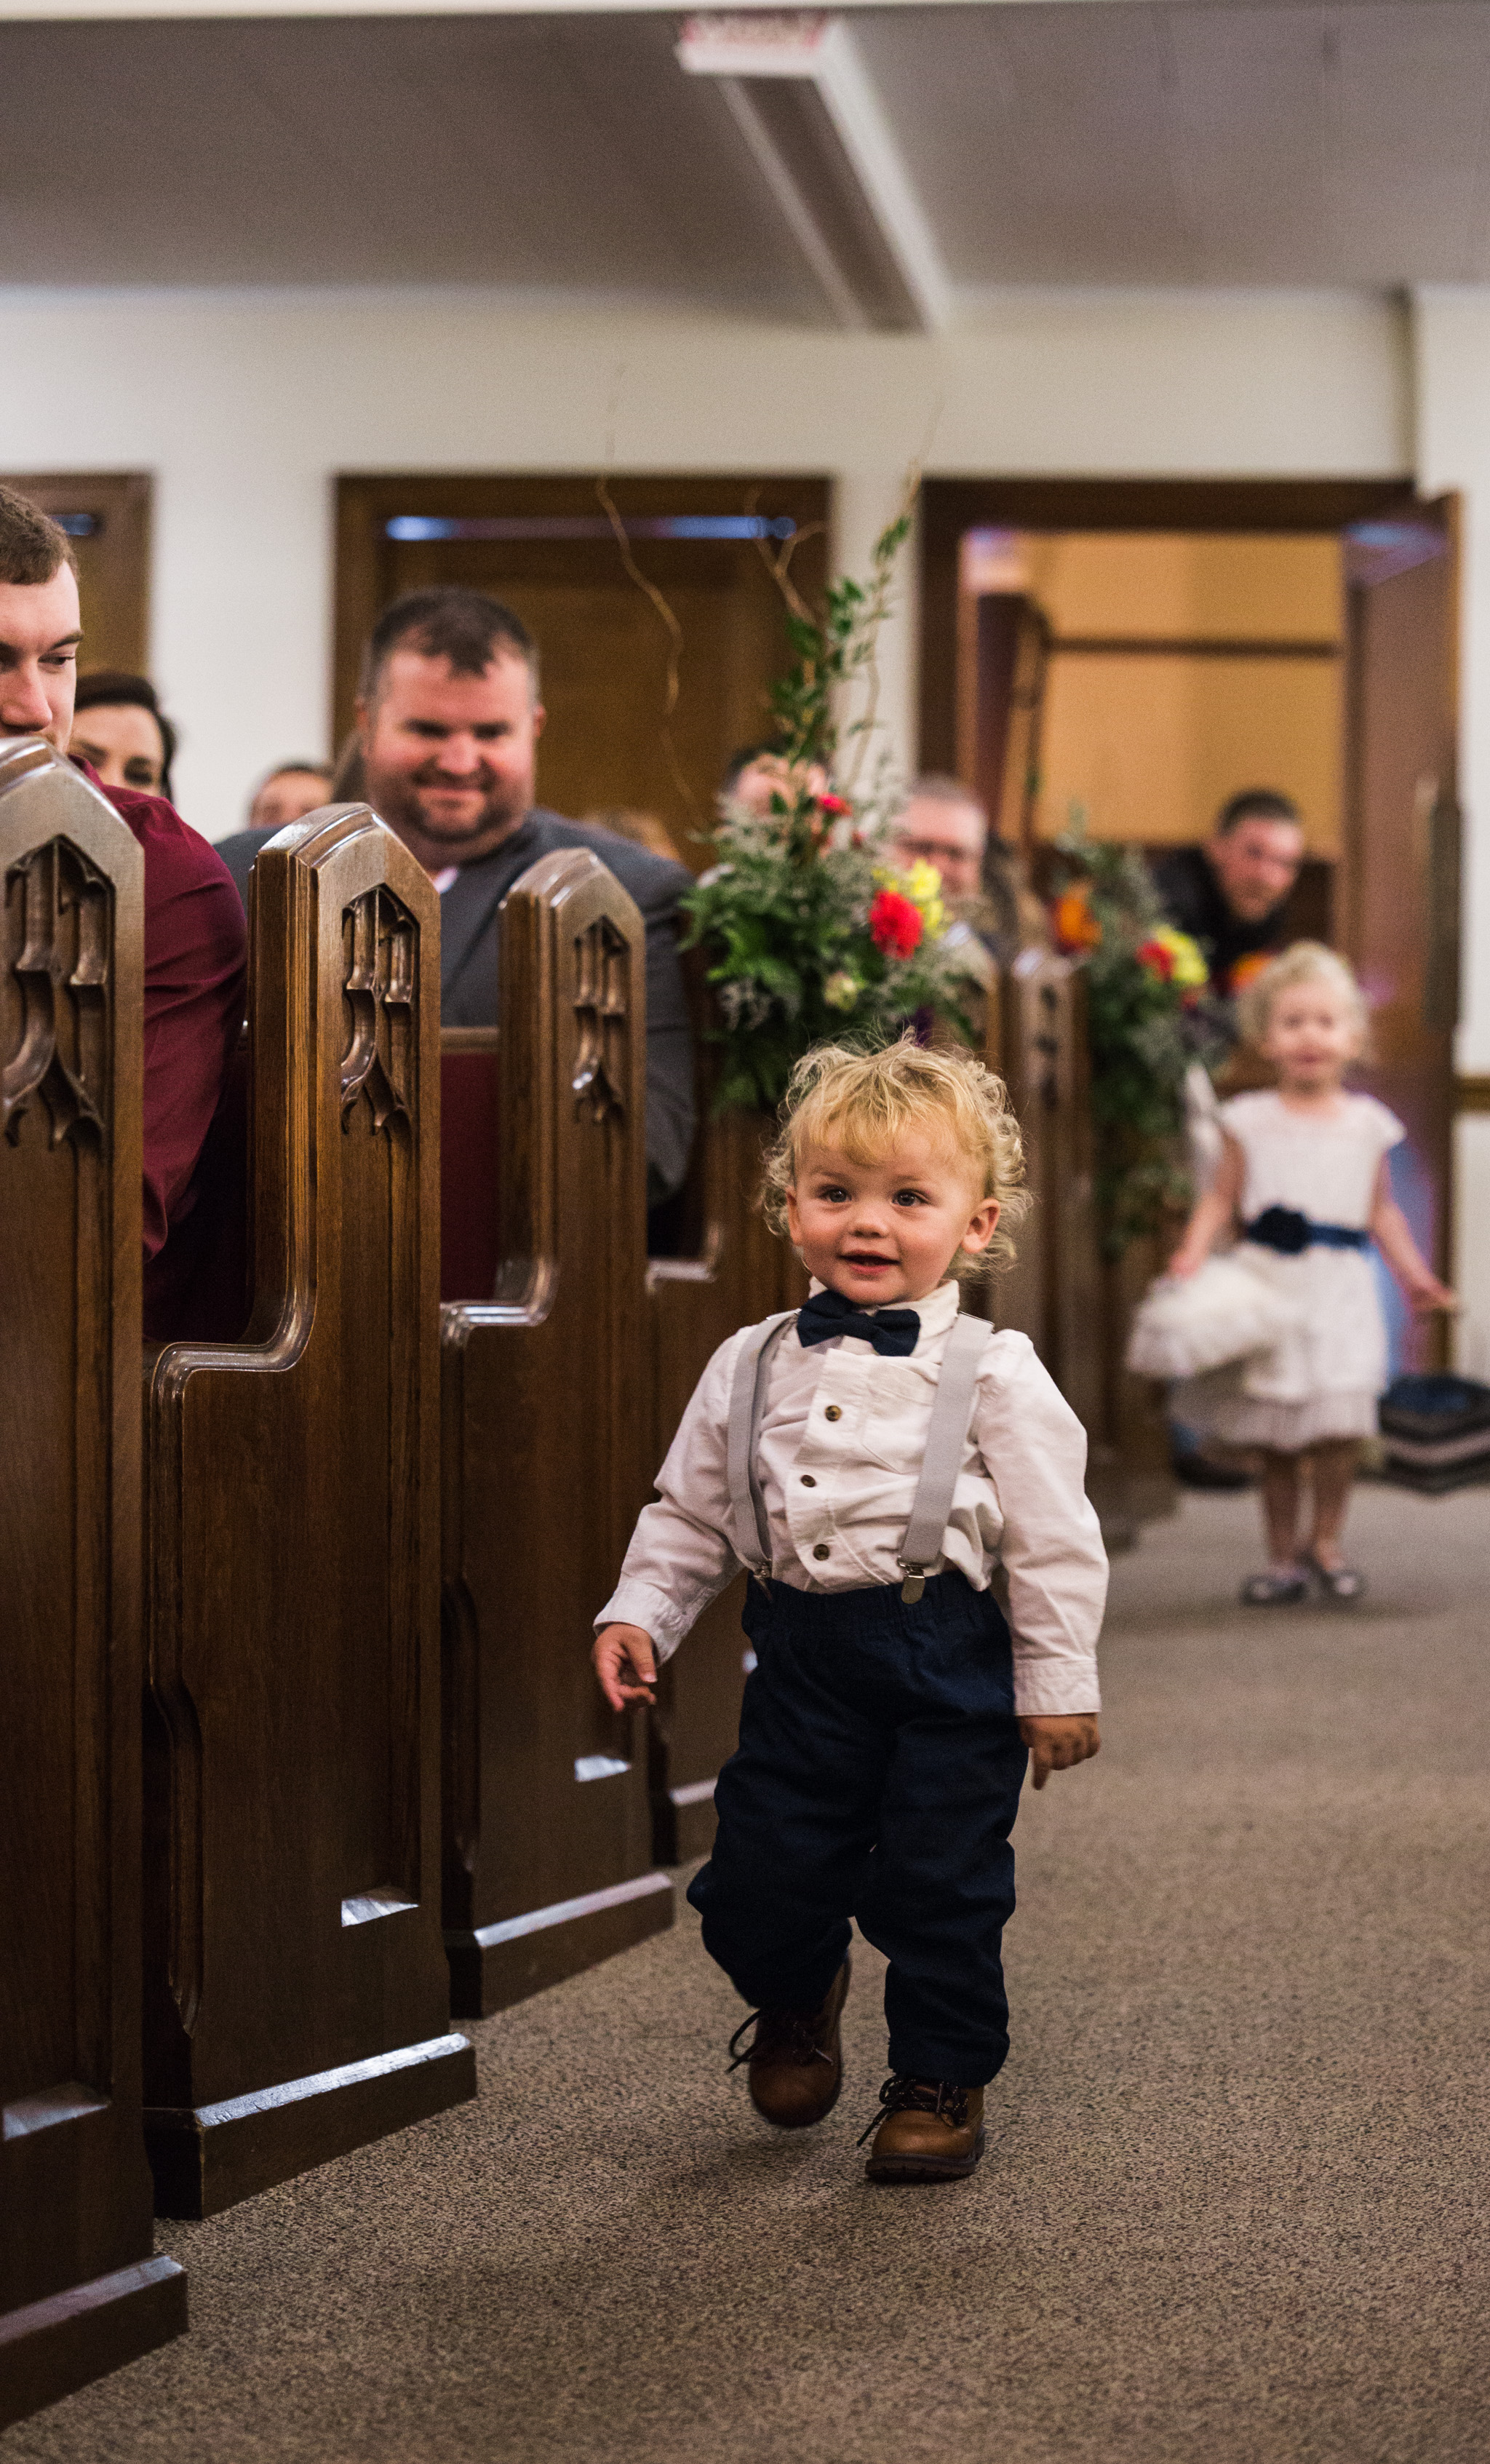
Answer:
[
  {"left": 0, "top": 476, "right": 151, "bottom": 677},
  {"left": 0, "top": 742, "right": 185, "bottom": 2426},
  {"left": 141, "top": 808, "right": 474, "bottom": 2219}
]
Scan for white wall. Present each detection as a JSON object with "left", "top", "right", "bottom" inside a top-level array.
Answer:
[
  {"left": 0, "top": 284, "right": 1409, "bottom": 841},
  {"left": 1410, "top": 291, "right": 1490, "bottom": 1366}
]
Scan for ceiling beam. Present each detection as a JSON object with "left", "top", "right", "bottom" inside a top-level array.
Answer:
[{"left": 678, "top": 13, "right": 949, "bottom": 334}]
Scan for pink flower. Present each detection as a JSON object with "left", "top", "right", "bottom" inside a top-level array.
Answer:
[
  {"left": 818, "top": 792, "right": 851, "bottom": 817},
  {"left": 869, "top": 888, "right": 924, "bottom": 961}
]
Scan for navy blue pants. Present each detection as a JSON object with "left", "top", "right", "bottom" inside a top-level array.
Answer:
[{"left": 687, "top": 1570, "right": 1027, "bottom": 2087}]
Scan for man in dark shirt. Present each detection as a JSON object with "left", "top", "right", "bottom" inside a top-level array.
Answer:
[
  {"left": 219, "top": 587, "right": 695, "bottom": 1205},
  {"left": 1151, "top": 788, "right": 1305, "bottom": 998},
  {"left": 0, "top": 487, "right": 247, "bottom": 1323}
]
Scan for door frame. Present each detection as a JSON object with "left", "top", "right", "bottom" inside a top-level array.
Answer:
[
  {"left": 917, "top": 474, "right": 1421, "bottom": 779},
  {"left": 919, "top": 472, "right": 1462, "bottom": 1315}
]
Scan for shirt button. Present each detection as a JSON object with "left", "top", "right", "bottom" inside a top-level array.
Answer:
[
  {"left": 824, "top": 1405, "right": 842, "bottom": 1422},
  {"left": 812, "top": 1544, "right": 830, "bottom": 1560},
  {"left": 801, "top": 1474, "right": 816, "bottom": 1487}
]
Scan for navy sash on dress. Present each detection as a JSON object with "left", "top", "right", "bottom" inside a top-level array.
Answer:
[{"left": 1243, "top": 1204, "right": 1369, "bottom": 1256}]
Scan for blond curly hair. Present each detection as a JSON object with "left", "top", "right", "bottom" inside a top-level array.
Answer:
[
  {"left": 1237, "top": 939, "right": 1369, "bottom": 1052},
  {"left": 760, "top": 1036, "right": 1029, "bottom": 1279}
]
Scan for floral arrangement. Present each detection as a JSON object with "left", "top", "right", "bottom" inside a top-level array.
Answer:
[
  {"left": 680, "top": 508, "right": 976, "bottom": 1113},
  {"left": 1049, "top": 820, "right": 1222, "bottom": 1255}
]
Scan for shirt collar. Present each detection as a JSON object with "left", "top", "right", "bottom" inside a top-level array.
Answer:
[{"left": 804, "top": 1276, "right": 961, "bottom": 1351}]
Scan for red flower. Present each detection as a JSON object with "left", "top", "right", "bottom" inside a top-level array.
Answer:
[
  {"left": 869, "top": 888, "right": 925, "bottom": 960},
  {"left": 1136, "top": 937, "right": 1175, "bottom": 982},
  {"left": 818, "top": 792, "right": 851, "bottom": 817}
]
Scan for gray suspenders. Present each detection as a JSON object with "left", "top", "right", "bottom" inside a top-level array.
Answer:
[
  {"left": 725, "top": 1305, "right": 990, "bottom": 1604},
  {"left": 725, "top": 1310, "right": 798, "bottom": 1576}
]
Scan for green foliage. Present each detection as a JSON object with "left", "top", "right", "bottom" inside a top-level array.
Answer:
[
  {"left": 1052, "top": 818, "right": 1224, "bottom": 1257},
  {"left": 682, "top": 827, "right": 971, "bottom": 1113},
  {"left": 765, "top": 509, "right": 912, "bottom": 776},
  {"left": 681, "top": 506, "right": 974, "bottom": 1116}
]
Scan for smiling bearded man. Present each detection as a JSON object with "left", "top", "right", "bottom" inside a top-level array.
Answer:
[{"left": 356, "top": 587, "right": 696, "bottom": 1209}]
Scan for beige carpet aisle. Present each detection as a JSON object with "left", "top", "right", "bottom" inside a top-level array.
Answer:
[{"left": 9, "top": 1485, "right": 1490, "bottom": 2464}]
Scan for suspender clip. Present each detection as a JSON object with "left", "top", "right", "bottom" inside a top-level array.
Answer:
[{"left": 898, "top": 1563, "right": 926, "bottom": 1605}]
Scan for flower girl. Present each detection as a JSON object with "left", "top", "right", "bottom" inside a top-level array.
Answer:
[{"left": 1168, "top": 943, "right": 1455, "bottom": 1603}]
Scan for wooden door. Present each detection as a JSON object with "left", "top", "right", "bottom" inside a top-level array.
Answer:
[
  {"left": 1342, "top": 504, "right": 1460, "bottom": 1347},
  {"left": 0, "top": 474, "right": 151, "bottom": 677},
  {"left": 335, "top": 474, "right": 830, "bottom": 865}
]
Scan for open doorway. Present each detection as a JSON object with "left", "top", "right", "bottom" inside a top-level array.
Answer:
[{"left": 919, "top": 478, "right": 1460, "bottom": 1339}]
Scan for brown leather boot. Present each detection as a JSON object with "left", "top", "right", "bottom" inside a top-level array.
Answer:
[
  {"left": 861, "top": 2075, "right": 986, "bottom": 2182},
  {"left": 728, "top": 1957, "right": 851, "bottom": 2130}
]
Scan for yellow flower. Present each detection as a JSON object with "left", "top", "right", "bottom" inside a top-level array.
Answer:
[
  {"left": 823, "top": 969, "right": 860, "bottom": 1012},
  {"left": 875, "top": 859, "right": 946, "bottom": 940},
  {"left": 1150, "top": 923, "right": 1208, "bottom": 990}
]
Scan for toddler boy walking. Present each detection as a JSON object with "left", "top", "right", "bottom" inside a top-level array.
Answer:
[{"left": 594, "top": 1038, "right": 1107, "bottom": 2182}]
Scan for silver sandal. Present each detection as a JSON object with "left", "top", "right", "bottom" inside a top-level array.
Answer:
[
  {"left": 1240, "top": 1569, "right": 1309, "bottom": 1606},
  {"left": 1305, "top": 1555, "right": 1366, "bottom": 1602}
]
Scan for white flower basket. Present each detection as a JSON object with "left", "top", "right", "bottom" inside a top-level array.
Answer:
[{"left": 1125, "top": 1254, "right": 1304, "bottom": 1383}]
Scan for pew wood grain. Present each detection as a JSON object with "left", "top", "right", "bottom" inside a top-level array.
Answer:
[
  {"left": 646, "top": 1105, "right": 807, "bottom": 1862},
  {"left": 441, "top": 851, "right": 673, "bottom": 2014},
  {"left": 141, "top": 806, "right": 474, "bottom": 2218},
  {"left": 0, "top": 742, "right": 186, "bottom": 2425}
]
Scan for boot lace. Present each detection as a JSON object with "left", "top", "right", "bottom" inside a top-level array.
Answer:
[
  {"left": 728, "top": 2007, "right": 833, "bottom": 2073},
  {"left": 856, "top": 2072, "right": 969, "bottom": 2147}
]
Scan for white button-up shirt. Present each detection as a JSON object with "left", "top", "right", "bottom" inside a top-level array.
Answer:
[{"left": 599, "top": 1279, "right": 1106, "bottom": 1716}]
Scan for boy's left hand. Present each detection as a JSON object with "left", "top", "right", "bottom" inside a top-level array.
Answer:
[{"left": 1019, "top": 1714, "right": 1100, "bottom": 1790}]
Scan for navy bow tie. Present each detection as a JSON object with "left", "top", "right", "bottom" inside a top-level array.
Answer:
[{"left": 797, "top": 1287, "right": 920, "bottom": 1358}]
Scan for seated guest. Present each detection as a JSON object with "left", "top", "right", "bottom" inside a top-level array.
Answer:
[
  {"left": 722, "top": 742, "right": 829, "bottom": 816},
  {"left": 214, "top": 759, "right": 334, "bottom": 905},
  {"left": 356, "top": 586, "right": 695, "bottom": 1205},
  {"left": 1151, "top": 789, "right": 1305, "bottom": 1007},
  {"left": 0, "top": 485, "right": 246, "bottom": 1327},
  {"left": 248, "top": 758, "right": 332, "bottom": 832},
  {"left": 582, "top": 806, "right": 689, "bottom": 867},
  {"left": 70, "top": 669, "right": 178, "bottom": 800},
  {"left": 891, "top": 776, "right": 1042, "bottom": 969}
]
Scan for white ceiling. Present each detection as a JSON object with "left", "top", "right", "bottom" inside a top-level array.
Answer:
[{"left": 4, "top": 3, "right": 1490, "bottom": 300}]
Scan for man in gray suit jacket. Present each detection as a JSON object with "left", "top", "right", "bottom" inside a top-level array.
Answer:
[{"left": 216, "top": 587, "right": 695, "bottom": 1206}]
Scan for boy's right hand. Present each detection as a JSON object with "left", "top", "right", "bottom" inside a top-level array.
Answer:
[{"left": 593, "top": 1623, "right": 658, "bottom": 1712}]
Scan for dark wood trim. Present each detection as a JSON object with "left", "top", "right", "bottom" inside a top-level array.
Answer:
[
  {"left": 919, "top": 474, "right": 1416, "bottom": 772},
  {"left": 2, "top": 471, "right": 153, "bottom": 675},
  {"left": 335, "top": 470, "right": 833, "bottom": 752},
  {"left": 1051, "top": 637, "right": 1341, "bottom": 661},
  {"left": 1457, "top": 1077, "right": 1490, "bottom": 1113},
  {"left": 440, "top": 1026, "right": 501, "bottom": 1054}
]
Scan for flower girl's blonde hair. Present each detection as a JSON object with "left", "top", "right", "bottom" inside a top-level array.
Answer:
[
  {"left": 761, "top": 1035, "right": 1029, "bottom": 1278},
  {"left": 1238, "top": 941, "right": 1370, "bottom": 1052}
]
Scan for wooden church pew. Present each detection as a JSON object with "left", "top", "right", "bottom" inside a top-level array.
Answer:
[
  {"left": 140, "top": 806, "right": 475, "bottom": 2219},
  {"left": 0, "top": 743, "right": 186, "bottom": 2424},
  {"left": 645, "top": 1057, "right": 807, "bottom": 1862},
  {"left": 439, "top": 849, "right": 674, "bottom": 2016},
  {"left": 982, "top": 948, "right": 1174, "bottom": 1538}
]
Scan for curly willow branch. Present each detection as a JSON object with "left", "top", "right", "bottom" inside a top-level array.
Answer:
[
  {"left": 594, "top": 475, "right": 704, "bottom": 837},
  {"left": 842, "top": 464, "right": 920, "bottom": 799}
]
